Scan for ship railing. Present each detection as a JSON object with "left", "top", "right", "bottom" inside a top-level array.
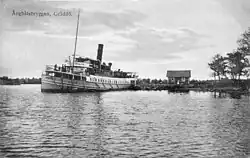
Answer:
[
  {"left": 43, "top": 67, "right": 87, "bottom": 78},
  {"left": 45, "top": 64, "right": 70, "bottom": 73}
]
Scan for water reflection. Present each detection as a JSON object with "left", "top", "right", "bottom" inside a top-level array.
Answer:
[
  {"left": 230, "top": 99, "right": 250, "bottom": 156},
  {"left": 0, "top": 90, "right": 13, "bottom": 156},
  {"left": 168, "top": 91, "right": 190, "bottom": 95},
  {"left": 212, "top": 91, "right": 243, "bottom": 99},
  {"left": 38, "top": 92, "right": 106, "bottom": 157},
  {"left": 92, "top": 92, "right": 107, "bottom": 157},
  {"left": 0, "top": 85, "right": 249, "bottom": 157},
  {"left": 229, "top": 92, "right": 242, "bottom": 99},
  {"left": 209, "top": 95, "right": 250, "bottom": 157}
]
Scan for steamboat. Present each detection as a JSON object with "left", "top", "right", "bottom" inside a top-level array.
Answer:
[{"left": 41, "top": 11, "right": 137, "bottom": 93}]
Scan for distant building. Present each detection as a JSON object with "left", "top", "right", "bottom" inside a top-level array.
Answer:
[{"left": 166, "top": 70, "right": 191, "bottom": 85}]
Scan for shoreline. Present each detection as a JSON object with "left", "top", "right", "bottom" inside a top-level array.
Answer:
[
  {"left": 1, "top": 83, "right": 250, "bottom": 95},
  {"left": 130, "top": 84, "right": 250, "bottom": 95}
]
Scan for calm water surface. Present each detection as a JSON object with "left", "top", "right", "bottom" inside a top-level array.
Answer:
[{"left": 0, "top": 85, "right": 249, "bottom": 158}]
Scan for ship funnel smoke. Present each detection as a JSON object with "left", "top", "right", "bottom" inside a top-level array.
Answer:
[{"left": 97, "top": 44, "right": 104, "bottom": 62}]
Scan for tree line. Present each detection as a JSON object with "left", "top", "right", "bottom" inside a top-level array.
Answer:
[
  {"left": 208, "top": 28, "right": 250, "bottom": 81},
  {"left": 0, "top": 76, "right": 41, "bottom": 84}
]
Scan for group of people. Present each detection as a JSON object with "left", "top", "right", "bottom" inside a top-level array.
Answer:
[{"left": 54, "top": 64, "right": 68, "bottom": 72}]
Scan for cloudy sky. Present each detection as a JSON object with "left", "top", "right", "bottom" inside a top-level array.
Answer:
[{"left": 1, "top": 0, "right": 250, "bottom": 79}]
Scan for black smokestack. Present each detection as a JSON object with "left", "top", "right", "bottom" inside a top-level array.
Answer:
[{"left": 97, "top": 44, "right": 104, "bottom": 62}]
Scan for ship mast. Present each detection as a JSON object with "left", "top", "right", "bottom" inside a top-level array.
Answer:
[{"left": 72, "top": 9, "right": 80, "bottom": 73}]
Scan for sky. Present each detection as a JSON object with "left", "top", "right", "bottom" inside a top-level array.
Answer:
[{"left": 1, "top": 0, "right": 250, "bottom": 79}]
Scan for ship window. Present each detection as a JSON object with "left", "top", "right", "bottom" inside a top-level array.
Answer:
[
  {"left": 62, "top": 74, "right": 68, "bottom": 79},
  {"left": 68, "top": 75, "right": 72, "bottom": 79},
  {"left": 54, "top": 72, "right": 62, "bottom": 77},
  {"left": 75, "top": 76, "right": 80, "bottom": 80}
]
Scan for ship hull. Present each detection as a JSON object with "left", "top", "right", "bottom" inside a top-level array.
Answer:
[{"left": 41, "top": 74, "right": 133, "bottom": 93}]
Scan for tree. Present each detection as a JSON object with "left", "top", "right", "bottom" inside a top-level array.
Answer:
[
  {"left": 142, "top": 78, "right": 150, "bottom": 84},
  {"left": 237, "top": 27, "right": 250, "bottom": 56},
  {"left": 151, "top": 79, "right": 157, "bottom": 84},
  {"left": 208, "top": 54, "right": 227, "bottom": 80},
  {"left": 162, "top": 79, "right": 168, "bottom": 84},
  {"left": 237, "top": 27, "right": 250, "bottom": 78},
  {"left": 209, "top": 72, "right": 216, "bottom": 84},
  {"left": 158, "top": 79, "right": 162, "bottom": 84},
  {"left": 226, "top": 50, "right": 249, "bottom": 80}
]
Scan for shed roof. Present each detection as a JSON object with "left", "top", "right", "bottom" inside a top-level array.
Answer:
[{"left": 166, "top": 70, "right": 191, "bottom": 78}]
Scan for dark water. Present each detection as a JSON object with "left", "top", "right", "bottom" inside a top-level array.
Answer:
[{"left": 0, "top": 85, "right": 249, "bottom": 158}]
